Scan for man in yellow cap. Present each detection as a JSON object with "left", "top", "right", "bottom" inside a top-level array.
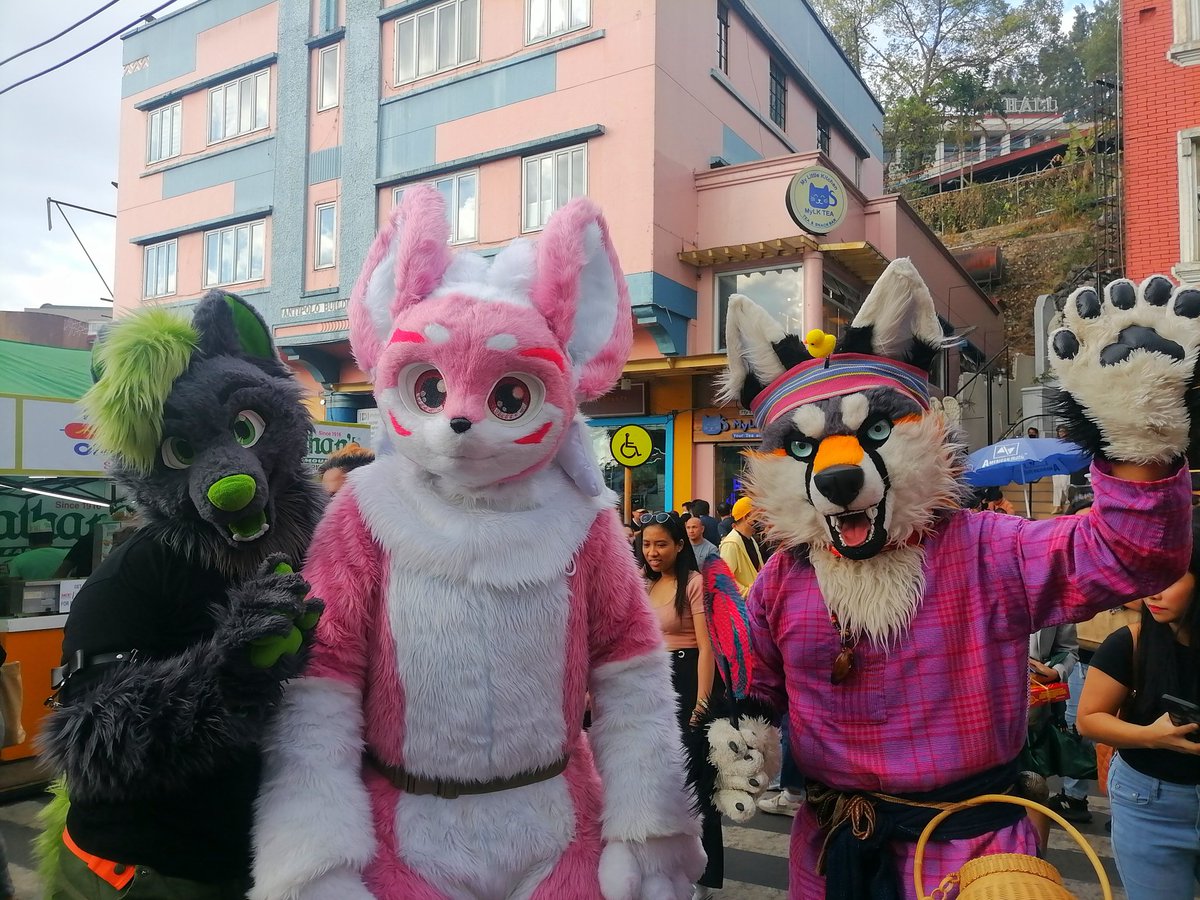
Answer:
[{"left": 719, "top": 497, "right": 763, "bottom": 596}]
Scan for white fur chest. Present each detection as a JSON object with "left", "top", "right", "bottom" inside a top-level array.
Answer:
[{"left": 352, "top": 458, "right": 605, "bottom": 780}]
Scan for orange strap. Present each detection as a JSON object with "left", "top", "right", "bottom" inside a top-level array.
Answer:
[{"left": 62, "top": 828, "right": 136, "bottom": 891}]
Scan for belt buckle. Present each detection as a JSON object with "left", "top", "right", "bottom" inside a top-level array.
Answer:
[{"left": 438, "top": 779, "right": 460, "bottom": 800}]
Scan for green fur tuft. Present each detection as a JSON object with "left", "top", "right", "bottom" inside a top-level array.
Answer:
[
  {"left": 81, "top": 309, "right": 197, "bottom": 473},
  {"left": 35, "top": 778, "right": 70, "bottom": 896}
]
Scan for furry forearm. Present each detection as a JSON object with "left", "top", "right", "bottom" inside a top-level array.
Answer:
[
  {"left": 589, "top": 652, "right": 700, "bottom": 842},
  {"left": 38, "top": 642, "right": 280, "bottom": 802}
]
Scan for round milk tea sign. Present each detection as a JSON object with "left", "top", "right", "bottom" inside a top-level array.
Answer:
[{"left": 785, "top": 165, "right": 847, "bottom": 235}]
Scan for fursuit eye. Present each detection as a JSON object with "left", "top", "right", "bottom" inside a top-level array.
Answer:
[
  {"left": 161, "top": 436, "right": 195, "bottom": 470},
  {"left": 232, "top": 410, "right": 266, "bottom": 447},
  {"left": 864, "top": 418, "right": 894, "bottom": 444},
  {"left": 489, "top": 376, "right": 531, "bottom": 421},
  {"left": 788, "top": 439, "right": 816, "bottom": 461},
  {"left": 414, "top": 368, "right": 447, "bottom": 414}
]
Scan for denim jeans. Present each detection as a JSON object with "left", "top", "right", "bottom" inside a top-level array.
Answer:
[
  {"left": 1107, "top": 753, "right": 1200, "bottom": 900},
  {"left": 1062, "top": 662, "right": 1091, "bottom": 800}
]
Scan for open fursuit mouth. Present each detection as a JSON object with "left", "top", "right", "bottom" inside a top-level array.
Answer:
[
  {"left": 229, "top": 510, "right": 270, "bottom": 542},
  {"left": 827, "top": 505, "right": 880, "bottom": 549}
]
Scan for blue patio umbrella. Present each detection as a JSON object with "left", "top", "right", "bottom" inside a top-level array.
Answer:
[{"left": 965, "top": 437, "right": 1091, "bottom": 488}]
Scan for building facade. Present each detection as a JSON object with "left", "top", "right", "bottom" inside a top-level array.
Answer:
[
  {"left": 1122, "top": 0, "right": 1200, "bottom": 282},
  {"left": 113, "top": 0, "right": 1001, "bottom": 513}
]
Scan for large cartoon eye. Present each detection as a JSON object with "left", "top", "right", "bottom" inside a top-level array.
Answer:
[
  {"left": 161, "top": 436, "right": 195, "bottom": 469},
  {"left": 862, "top": 417, "right": 893, "bottom": 447},
  {"left": 487, "top": 374, "right": 545, "bottom": 424},
  {"left": 232, "top": 410, "right": 266, "bottom": 447},
  {"left": 413, "top": 368, "right": 447, "bottom": 414},
  {"left": 787, "top": 437, "right": 816, "bottom": 462}
]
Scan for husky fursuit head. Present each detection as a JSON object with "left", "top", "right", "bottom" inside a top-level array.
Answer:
[{"left": 722, "top": 258, "right": 967, "bottom": 645}]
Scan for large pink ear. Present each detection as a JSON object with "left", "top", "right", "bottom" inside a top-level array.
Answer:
[
  {"left": 529, "top": 199, "right": 632, "bottom": 401},
  {"left": 349, "top": 184, "right": 452, "bottom": 372}
]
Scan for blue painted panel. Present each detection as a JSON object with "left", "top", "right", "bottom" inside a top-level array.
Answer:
[
  {"left": 162, "top": 139, "right": 275, "bottom": 199},
  {"left": 234, "top": 172, "right": 274, "bottom": 211},
  {"left": 379, "top": 129, "right": 436, "bottom": 178},
  {"left": 744, "top": 0, "right": 883, "bottom": 157},
  {"left": 121, "top": 0, "right": 275, "bottom": 96},
  {"left": 722, "top": 125, "right": 762, "bottom": 165},
  {"left": 626, "top": 272, "right": 698, "bottom": 318},
  {"left": 309, "top": 146, "right": 342, "bottom": 184}
]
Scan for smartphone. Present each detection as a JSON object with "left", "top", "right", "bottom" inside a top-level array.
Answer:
[{"left": 1162, "top": 694, "right": 1200, "bottom": 743}]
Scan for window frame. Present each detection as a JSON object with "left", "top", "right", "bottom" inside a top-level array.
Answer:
[
  {"left": 393, "top": 170, "right": 479, "bottom": 244},
  {"left": 393, "top": 0, "right": 480, "bottom": 87},
  {"left": 1177, "top": 128, "right": 1200, "bottom": 282},
  {"left": 525, "top": 0, "right": 590, "bottom": 46},
  {"left": 203, "top": 219, "right": 267, "bottom": 288},
  {"left": 817, "top": 116, "right": 831, "bottom": 155},
  {"left": 853, "top": 154, "right": 862, "bottom": 187},
  {"left": 714, "top": 261, "right": 805, "bottom": 352},
  {"left": 717, "top": 3, "right": 729, "bottom": 74},
  {"left": 768, "top": 58, "right": 787, "bottom": 130},
  {"left": 146, "top": 101, "right": 182, "bottom": 165},
  {"left": 317, "top": 45, "right": 340, "bottom": 112},
  {"left": 314, "top": 202, "right": 337, "bottom": 269},
  {"left": 207, "top": 69, "right": 271, "bottom": 145},
  {"left": 1169, "top": 0, "right": 1200, "bottom": 63},
  {"left": 143, "top": 239, "right": 178, "bottom": 299},
  {"left": 521, "top": 143, "right": 588, "bottom": 233}
]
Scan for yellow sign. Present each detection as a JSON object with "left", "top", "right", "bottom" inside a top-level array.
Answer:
[
  {"left": 785, "top": 165, "right": 847, "bottom": 235},
  {"left": 610, "top": 424, "right": 653, "bottom": 467}
]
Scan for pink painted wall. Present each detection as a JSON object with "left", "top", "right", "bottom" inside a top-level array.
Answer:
[{"left": 114, "top": 4, "right": 280, "bottom": 313}]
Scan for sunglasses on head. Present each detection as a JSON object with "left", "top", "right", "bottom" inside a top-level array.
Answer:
[{"left": 637, "top": 511, "right": 676, "bottom": 526}]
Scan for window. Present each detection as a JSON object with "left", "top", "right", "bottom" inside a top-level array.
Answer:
[
  {"left": 204, "top": 220, "right": 266, "bottom": 287},
  {"left": 208, "top": 70, "right": 270, "bottom": 144},
  {"left": 395, "top": 0, "right": 479, "bottom": 85},
  {"left": 716, "top": 264, "right": 804, "bottom": 351},
  {"left": 147, "top": 102, "right": 181, "bottom": 164},
  {"left": 769, "top": 59, "right": 786, "bottom": 129},
  {"left": 1170, "top": 0, "right": 1200, "bottom": 62},
  {"left": 317, "top": 46, "right": 339, "bottom": 111},
  {"left": 717, "top": 3, "right": 729, "bottom": 74},
  {"left": 1178, "top": 130, "right": 1200, "bottom": 281},
  {"left": 522, "top": 145, "right": 586, "bottom": 231},
  {"left": 817, "top": 115, "right": 831, "bottom": 154},
  {"left": 394, "top": 170, "right": 478, "bottom": 243},
  {"left": 318, "top": 0, "right": 338, "bottom": 32},
  {"left": 314, "top": 203, "right": 337, "bottom": 268},
  {"left": 853, "top": 155, "right": 862, "bottom": 187},
  {"left": 985, "top": 135, "right": 1002, "bottom": 158},
  {"left": 527, "top": 0, "right": 589, "bottom": 43},
  {"left": 143, "top": 241, "right": 177, "bottom": 298}
]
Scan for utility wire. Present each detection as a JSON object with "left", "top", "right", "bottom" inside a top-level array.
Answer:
[
  {"left": 0, "top": 0, "right": 124, "bottom": 67},
  {"left": 0, "top": 0, "right": 180, "bottom": 98},
  {"left": 47, "top": 198, "right": 115, "bottom": 301}
]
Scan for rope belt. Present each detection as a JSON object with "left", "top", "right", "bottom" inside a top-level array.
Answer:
[{"left": 365, "top": 751, "right": 570, "bottom": 800}]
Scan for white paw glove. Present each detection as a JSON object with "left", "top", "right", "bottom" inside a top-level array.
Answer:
[
  {"left": 1050, "top": 276, "right": 1200, "bottom": 464},
  {"left": 598, "top": 833, "right": 707, "bottom": 900},
  {"left": 707, "top": 716, "right": 781, "bottom": 822}
]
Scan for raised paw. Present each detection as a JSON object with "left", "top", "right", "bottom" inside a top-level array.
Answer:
[
  {"left": 705, "top": 717, "right": 780, "bottom": 822},
  {"left": 1049, "top": 275, "right": 1200, "bottom": 464}
]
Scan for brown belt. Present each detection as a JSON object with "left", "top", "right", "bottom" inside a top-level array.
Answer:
[{"left": 365, "top": 751, "right": 570, "bottom": 799}]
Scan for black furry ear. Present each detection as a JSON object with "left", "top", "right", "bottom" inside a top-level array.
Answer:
[
  {"left": 192, "top": 290, "right": 276, "bottom": 361},
  {"left": 847, "top": 258, "right": 945, "bottom": 373},
  {"left": 722, "top": 295, "right": 813, "bottom": 408}
]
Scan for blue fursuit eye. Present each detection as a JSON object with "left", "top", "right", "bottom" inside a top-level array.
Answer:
[
  {"left": 788, "top": 439, "right": 816, "bottom": 461},
  {"left": 864, "top": 418, "right": 893, "bottom": 444}
]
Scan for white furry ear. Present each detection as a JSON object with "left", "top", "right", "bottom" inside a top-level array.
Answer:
[
  {"left": 722, "top": 294, "right": 788, "bottom": 404},
  {"left": 487, "top": 239, "right": 536, "bottom": 301},
  {"left": 850, "top": 258, "right": 945, "bottom": 360}
]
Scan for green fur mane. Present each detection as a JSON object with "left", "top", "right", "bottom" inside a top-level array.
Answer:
[
  {"left": 82, "top": 309, "right": 197, "bottom": 474},
  {"left": 35, "top": 778, "right": 69, "bottom": 894}
]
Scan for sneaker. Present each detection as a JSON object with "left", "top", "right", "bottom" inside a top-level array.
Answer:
[
  {"left": 1046, "top": 792, "right": 1092, "bottom": 824},
  {"left": 692, "top": 887, "right": 718, "bottom": 900},
  {"left": 757, "top": 790, "right": 802, "bottom": 817}
]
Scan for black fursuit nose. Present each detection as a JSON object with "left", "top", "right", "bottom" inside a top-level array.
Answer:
[
  {"left": 814, "top": 465, "right": 864, "bottom": 508},
  {"left": 450, "top": 417, "right": 472, "bottom": 434}
]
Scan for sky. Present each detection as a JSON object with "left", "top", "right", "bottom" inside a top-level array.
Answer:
[{"left": 0, "top": 1, "right": 199, "bottom": 313}]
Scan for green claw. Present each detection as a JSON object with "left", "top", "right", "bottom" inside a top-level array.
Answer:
[
  {"left": 296, "top": 610, "right": 320, "bottom": 631},
  {"left": 248, "top": 626, "right": 303, "bottom": 668},
  {"left": 274, "top": 562, "right": 294, "bottom": 575}
]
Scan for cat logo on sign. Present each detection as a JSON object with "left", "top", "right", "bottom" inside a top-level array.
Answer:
[
  {"left": 785, "top": 165, "right": 847, "bottom": 235},
  {"left": 611, "top": 425, "right": 653, "bottom": 468}
]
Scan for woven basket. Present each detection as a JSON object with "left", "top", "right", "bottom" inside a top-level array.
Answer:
[{"left": 914, "top": 794, "right": 1112, "bottom": 900}]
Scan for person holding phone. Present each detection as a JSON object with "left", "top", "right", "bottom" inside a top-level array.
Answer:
[{"left": 1077, "top": 519, "right": 1200, "bottom": 900}]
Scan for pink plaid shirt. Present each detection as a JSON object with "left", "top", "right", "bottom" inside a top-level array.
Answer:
[{"left": 748, "top": 463, "right": 1191, "bottom": 897}]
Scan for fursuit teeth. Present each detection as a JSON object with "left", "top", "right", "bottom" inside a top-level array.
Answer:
[{"left": 82, "top": 310, "right": 198, "bottom": 474}]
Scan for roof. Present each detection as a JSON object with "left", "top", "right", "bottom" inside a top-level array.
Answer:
[{"left": 0, "top": 339, "right": 94, "bottom": 399}]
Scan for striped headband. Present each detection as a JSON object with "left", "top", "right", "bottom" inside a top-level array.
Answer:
[{"left": 749, "top": 353, "right": 931, "bottom": 430}]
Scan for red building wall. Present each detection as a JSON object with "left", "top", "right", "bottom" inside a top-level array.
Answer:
[{"left": 1122, "top": 0, "right": 1200, "bottom": 280}]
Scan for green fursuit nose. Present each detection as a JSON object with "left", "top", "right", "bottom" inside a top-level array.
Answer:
[{"left": 207, "top": 474, "right": 257, "bottom": 511}]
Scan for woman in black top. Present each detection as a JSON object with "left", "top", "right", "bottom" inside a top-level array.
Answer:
[{"left": 1077, "top": 521, "right": 1200, "bottom": 900}]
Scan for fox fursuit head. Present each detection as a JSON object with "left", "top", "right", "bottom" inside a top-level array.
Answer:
[{"left": 723, "top": 258, "right": 967, "bottom": 644}]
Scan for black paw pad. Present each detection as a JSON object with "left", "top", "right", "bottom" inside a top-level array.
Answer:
[
  {"left": 1108, "top": 281, "right": 1136, "bottom": 310},
  {"left": 1144, "top": 277, "right": 1173, "bottom": 306},
  {"left": 735, "top": 802, "right": 746, "bottom": 812},
  {"left": 1174, "top": 289, "right": 1200, "bottom": 319},
  {"left": 1099, "top": 325, "right": 1185, "bottom": 366},
  {"left": 1075, "top": 289, "right": 1100, "bottom": 319},
  {"left": 748, "top": 778, "right": 760, "bottom": 788},
  {"left": 728, "top": 741, "right": 739, "bottom": 752},
  {"left": 1052, "top": 331, "right": 1080, "bottom": 360}
]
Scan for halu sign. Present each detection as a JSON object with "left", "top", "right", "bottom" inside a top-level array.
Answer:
[{"left": 785, "top": 165, "right": 847, "bottom": 235}]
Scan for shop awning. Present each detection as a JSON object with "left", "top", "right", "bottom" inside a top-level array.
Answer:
[
  {"left": 0, "top": 340, "right": 93, "bottom": 400},
  {"left": 818, "top": 241, "right": 891, "bottom": 282},
  {"left": 677, "top": 235, "right": 818, "bottom": 267}
]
